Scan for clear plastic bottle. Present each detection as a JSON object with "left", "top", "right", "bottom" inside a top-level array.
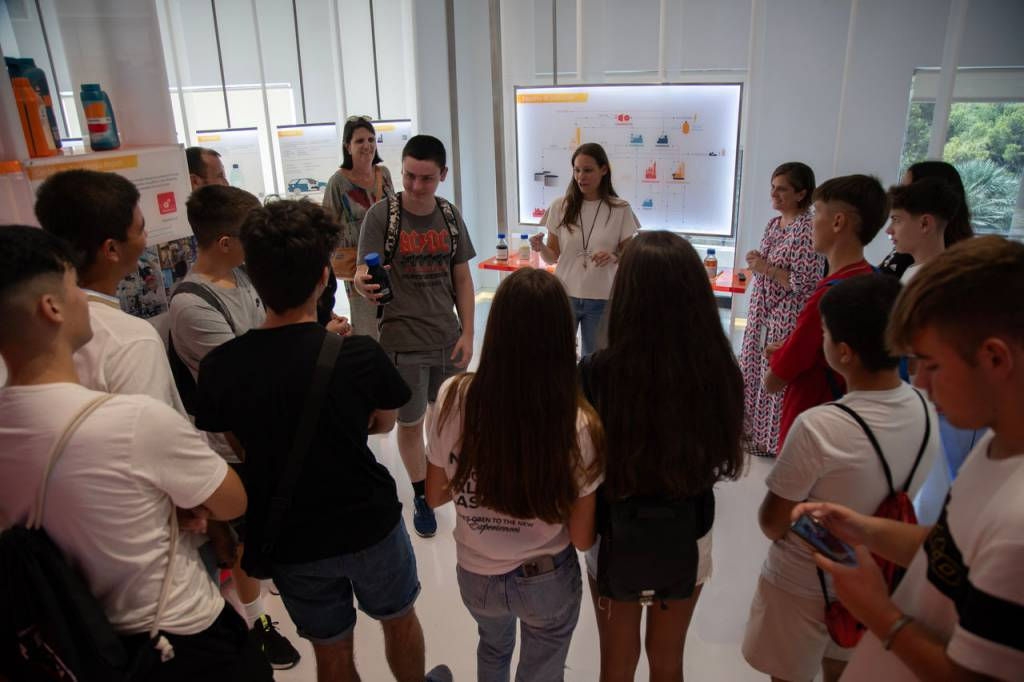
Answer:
[
  {"left": 704, "top": 248, "right": 718, "bottom": 279},
  {"left": 496, "top": 233, "right": 509, "bottom": 261},
  {"left": 229, "top": 163, "right": 244, "bottom": 187},
  {"left": 518, "top": 233, "right": 531, "bottom": 261}
]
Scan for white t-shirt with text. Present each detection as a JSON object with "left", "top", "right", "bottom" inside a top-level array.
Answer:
[
  {"left": 0, "top": 383, "right": 228, "bottom": 636},
  {"left": 763, "top": 384, "right": 940, "bottom": 599},
  {"left": 545, "top": 197, "right": 638, "bottom": 300},
  {"left": 427, "top": 378, "right": 603, "bottom": 575},
  {"left": 841, "top": 432, "right": 1024, "bottom": 681}
]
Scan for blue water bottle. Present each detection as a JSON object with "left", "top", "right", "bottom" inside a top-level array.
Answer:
[{"left": 80, "top": 83, "right": 120, "bottom": 151}]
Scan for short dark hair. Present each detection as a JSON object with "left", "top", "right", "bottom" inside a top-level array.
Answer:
[
  {"left": 402, "top": 134, "right": 446, "bottom": 169},
  {"left": 812, "top": 174, "right": 889, "bottom": 245},
  {"left": 888, "top": 177, "right": 960, "bottom": 226},
  {"left": 340, "top": 118, "right": 383, "bottom": 170},
  {"left": 820, "top": 274, "right": 903, "bottom": 372},
  {"left": 888, "top": 236, "right": 1024, "bottom": 361},
  {"left": 187, "top": 185, "right": 261, "bottom": 248},
  {"left": 239, "top": 199, "right": 340, "bottom": 313},
  {"left": 905, "top": 161, "right": 973, "bottom": 247},
  {"left": 0, "top": 225, "right": 77, "bottom": 345},
  {"left": 186, "top": 146, "right": 220, "bottom": 177},
  {"left": 772, "top": 162, "right": 816, "bottom": 210},
  {"left": 35, "top": 169, "right": 140, "bottom": 270}
]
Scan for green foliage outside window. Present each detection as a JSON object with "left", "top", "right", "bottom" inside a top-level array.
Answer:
[{"left": 900, "top": 102, "right": 1022, "bottom": 236}]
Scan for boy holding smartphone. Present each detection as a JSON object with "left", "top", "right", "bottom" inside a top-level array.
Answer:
[
  {"left": 796, "top": 237, "right": 1024, "bottom": 681},
  {"left": 743, "top": 274, "right": 940, "bottom": 682}
]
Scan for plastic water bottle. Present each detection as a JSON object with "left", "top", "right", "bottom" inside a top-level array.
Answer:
[
  {"left": 80, "top": 83, "right": 120, "bottom": 150},
  {"left": 704, "top": 248, "right": 718, "bottom": 279},
  {"left": 496, "top": 233, "right": 509, "bottom": 261},
  {"left": 229, "top": 163, "right": 244, "bottom": 187},
  {"left": 518, "top": 234, "right": 531, "bottom": 261},
  {"left": 363, "top": 252, "right": 393, "bottom": 304}
]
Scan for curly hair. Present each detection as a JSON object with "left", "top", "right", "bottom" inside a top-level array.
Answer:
[{"left": 240, "top": 199, "right": 341, "bottom": 312}]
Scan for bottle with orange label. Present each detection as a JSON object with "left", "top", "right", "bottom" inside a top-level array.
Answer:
[
  {"left": 13, "top": 77, "right": 59, "bottom": 158},
  {"left": 80, "top": 83, "right": 121, "bottom": 150}
]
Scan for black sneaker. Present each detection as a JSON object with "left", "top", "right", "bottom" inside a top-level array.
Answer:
[
  {"left": 251, "top": 614, "right": 301, "bottom": 670},
  {"left": 426, "top": 664, "right": 453, "bottom": 681}
]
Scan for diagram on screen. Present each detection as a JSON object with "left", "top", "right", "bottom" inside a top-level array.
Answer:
[{"left": 516, "top": 84, "right": 741, "bottom": 236}]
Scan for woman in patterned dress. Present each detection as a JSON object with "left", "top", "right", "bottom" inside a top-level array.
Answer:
[
  {"left": 323, "top": 116, "right": 395, "bottom": 339},
  {"left": 739, "top": 162, "right": 823, "bottom": 457}
]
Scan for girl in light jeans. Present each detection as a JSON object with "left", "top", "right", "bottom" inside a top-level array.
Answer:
[{"left": 426, "top": 268, "right": 605, "bottom": 681}]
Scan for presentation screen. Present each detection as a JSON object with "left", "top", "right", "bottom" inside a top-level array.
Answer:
[{"left": 515, "top": 83, "right": 742, "bottom": 237}]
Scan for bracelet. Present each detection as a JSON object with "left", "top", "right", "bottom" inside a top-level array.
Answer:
[{"left": 882, "top": 614, "right": 914, "bottom": 650}]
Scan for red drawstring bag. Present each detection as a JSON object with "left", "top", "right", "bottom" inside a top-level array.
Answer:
[{"left": 819, "top": 393, "right": 930, "bottom": 648}]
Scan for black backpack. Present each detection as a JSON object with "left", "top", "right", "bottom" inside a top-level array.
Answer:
[
  {"left": 166, "top": 282, "right": 236, "bottom": 415},
  {"left": 1, "top": 395, "right": 178, "bottom": 681},
  {"left": 579, "top": 355, "right": 715, "bottom": 604}
]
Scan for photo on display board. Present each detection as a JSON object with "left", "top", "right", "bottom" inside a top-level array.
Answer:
[{"left": 116, "top": 246, "right": 168, "bottom": 319}]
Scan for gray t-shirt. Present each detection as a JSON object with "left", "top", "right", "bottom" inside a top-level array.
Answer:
[
  {"left": 168, "top": 268, "right": 265, "bottom": 462},
  {"left": 168, "top": 268, "right": 266, "bottom": 380},
  {"left": 358, "top": 194, "right": 476, "bottom": 352}
]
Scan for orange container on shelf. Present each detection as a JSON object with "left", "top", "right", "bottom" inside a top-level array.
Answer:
[{"left": 13, "top": 77, "right": 59, "bottom": 158}]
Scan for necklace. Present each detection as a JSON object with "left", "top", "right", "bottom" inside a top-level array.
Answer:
[{"left": 579, "top": 201, "right": 603, "bottom": 269}]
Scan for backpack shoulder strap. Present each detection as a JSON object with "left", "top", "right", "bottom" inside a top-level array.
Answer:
[
  {"left": 170, "top": 281, "right": 236, "bottom": 335},
  {"left": 830, "top": 402, "right": 894, "bottom": 495},
  {"left": 384, "top": 192, "right": 402, "bottom": 266},
  {"left": 902, "top": 388, "right": 932, "bottom": 492},
  {"left": 436, "top": 197, "right": 461, "bottom": 274}
]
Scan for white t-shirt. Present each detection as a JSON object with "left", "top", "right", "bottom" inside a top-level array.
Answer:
[
  {"left": 899, "top": 263, "right": 922, "bottom": 284},
  {"left": 841, "top": 432, "right": 1024, "bottom": 681},
  {"left": 763, "top": 384, "right": 939, "bottom": 599},
  {"left": 76, "top": 294, "right": 185, "bottom": 415},
  {"left": 0, "top": 383, "right": 228, "bottom": 636},
  {"left": 545, "top": 197, "right": 638, "bottom": 300},
  {"left": 427, "top": 379, "right": 603, "bottom": 575}
]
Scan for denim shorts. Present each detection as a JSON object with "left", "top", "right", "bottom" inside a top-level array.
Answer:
[
  {"left": 269, "top": 521, "right": 421, "bottom": 644},
  {"left": 390, "top": 345, "right": 459, "bottom": 425}
]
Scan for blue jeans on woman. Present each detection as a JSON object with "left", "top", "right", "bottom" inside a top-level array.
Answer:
[
  {"left": 570, "top": 297, "right": 607, "bottom": 356},
  {"left": 455, "top": 544, "right": 581, "bottom": 682}
]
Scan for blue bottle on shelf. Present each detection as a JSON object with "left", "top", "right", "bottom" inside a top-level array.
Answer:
[{"left": 80, "top": 83, "right": 121, "bottom": 151}]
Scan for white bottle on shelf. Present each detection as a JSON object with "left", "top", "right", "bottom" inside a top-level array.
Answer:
[
  {"left": 496, "top": 233, "right": 509, "bottom": 261},
  {"left": 518, "top": 233, "right": 531, "bottom": 261}
]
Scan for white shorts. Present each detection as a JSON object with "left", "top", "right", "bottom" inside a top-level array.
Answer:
[
  {"left": 742, "top": 574, "right": 853, "bottom": 681},
  {"left": 584, "top": 531, "right": 713, "bottom": 587}
]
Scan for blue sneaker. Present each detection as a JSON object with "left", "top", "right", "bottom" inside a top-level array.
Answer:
[
  {"left": 413, "top": 495, "right": 437, "bottom": 538},
  {"left": 426, "top": 664, "right": 453, "bottom": 681}
]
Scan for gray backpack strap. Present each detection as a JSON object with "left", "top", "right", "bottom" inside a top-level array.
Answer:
[{"left": 383, "top": 192, "right": 402, "bottom": 266}]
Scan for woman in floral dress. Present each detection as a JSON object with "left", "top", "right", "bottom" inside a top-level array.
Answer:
[{"left": 739, "top": 162, "right": 823, "bottom": 457}]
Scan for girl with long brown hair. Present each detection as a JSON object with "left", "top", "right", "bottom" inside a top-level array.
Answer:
[
  {"left": 529, "top": 142, "right": 638, "bottom": 355},
  {"left": 583, "top": 231, "right": 745, "bottom": 682},
  {"left": 425, "top": 268, "right": 604, "bottom": 681}
]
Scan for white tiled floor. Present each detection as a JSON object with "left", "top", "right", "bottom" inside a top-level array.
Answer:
[{"left": 260, "top": 293, "right": 777, "bottom": 680}]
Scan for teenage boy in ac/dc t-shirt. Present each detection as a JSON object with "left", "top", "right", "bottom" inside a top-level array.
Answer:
[{"left": 764, "top": 175, "right": 889, "bottom": 449}]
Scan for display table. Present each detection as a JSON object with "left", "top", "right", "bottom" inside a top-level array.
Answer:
[{"left": 479, "top": 257, "right": 749, "bottom": 295}]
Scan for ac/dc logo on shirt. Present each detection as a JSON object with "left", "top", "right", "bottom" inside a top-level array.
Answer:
[{"left": 398, "top": 229, "right": 451, "bottom": 276}]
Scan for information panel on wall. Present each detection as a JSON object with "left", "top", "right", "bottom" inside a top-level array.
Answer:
[
  {"left": 515, "top": 84, "right": 742, "bottom": 236},
  {"left": 195, "top": 127, "right": 267, "bottom": 199},
  {"left": 373, "top": 119, "right": 414, "bottom": 178}
]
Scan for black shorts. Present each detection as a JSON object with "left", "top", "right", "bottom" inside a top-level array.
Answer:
[{"left": 121, "top": 604, "right": 272, "bottom": 682}]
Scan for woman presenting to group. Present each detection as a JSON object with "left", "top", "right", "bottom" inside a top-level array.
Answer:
[{"left": 530, "top": 143, "right": 638, "bottom": 355}]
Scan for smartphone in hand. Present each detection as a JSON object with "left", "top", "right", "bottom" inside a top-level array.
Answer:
[{"left": 790, "top": 513, "right": 858, "bottom": 566}]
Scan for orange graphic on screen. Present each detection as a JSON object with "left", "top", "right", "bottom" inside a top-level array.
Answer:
[
  {"left": 672, "top": 162, "right": 685, "bottom": 180},
  {"left": 681, "top": 121, "right": 691, "bottom": 134},
  {"left": 644, "top": 161, "right": 657, "bottom": 180}
]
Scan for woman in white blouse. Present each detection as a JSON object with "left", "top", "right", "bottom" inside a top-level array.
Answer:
[{"left": 530, "top": 143, "right": 638, "bottom": 355}]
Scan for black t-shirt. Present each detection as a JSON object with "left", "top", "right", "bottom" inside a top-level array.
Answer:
[{"left": 195, "top": 323, "right": 411, "bottom": 562}]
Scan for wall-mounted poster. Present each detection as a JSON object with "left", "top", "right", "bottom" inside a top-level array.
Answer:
[
  {"left": 515, "top": 84, "right": 742, "bottom": 237},
  {"left": 371, "top": 119, "right": 413, "bottom": 177},
  {"left": 276, "top": 122, "right": 340, "bottom": 202},
  {"left": 195, "top": 127, "right": 267, "bottom": 199}
]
